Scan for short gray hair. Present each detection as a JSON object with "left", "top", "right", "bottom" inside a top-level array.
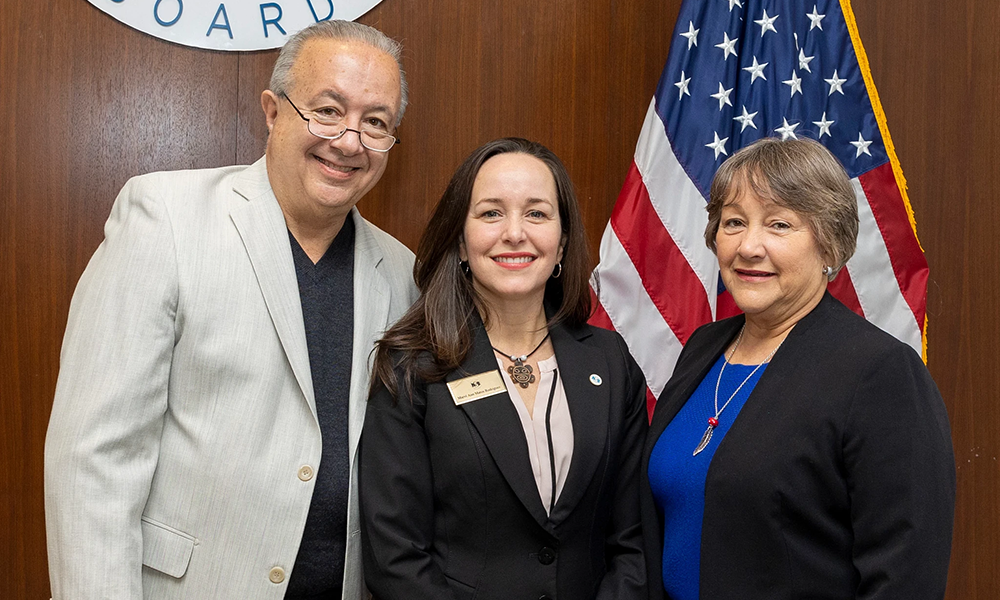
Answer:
[
  {"left": 269, "top": 20, "right": 408, "bottom": 126},
  {"left": 705, "top": 137, "right": 859, "bottom": 279}
]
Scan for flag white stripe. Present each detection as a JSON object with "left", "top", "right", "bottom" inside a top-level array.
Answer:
[
  {"left": 846, "top": 178, "right": 923, "bottom": 354},
  {"left": 633, "top": 99, "right": 719, "bottom": 309},
  {"left": 595, "top": 223, "right": 682, "bottom": 397}
]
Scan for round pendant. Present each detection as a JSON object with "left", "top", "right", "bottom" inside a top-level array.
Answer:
[{"left": 507, "top": 363, "right": 535, "bottom": 388}]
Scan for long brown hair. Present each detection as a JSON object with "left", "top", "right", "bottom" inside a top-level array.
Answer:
[{"left": 372, "top": 138, "right": 592, "bottom": 397}]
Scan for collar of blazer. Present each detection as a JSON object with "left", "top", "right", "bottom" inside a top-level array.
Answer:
[
  {"left": 449, "top": 311, "right": 611, "bottom": 531},
  {"left": 228, "top": 157, "right": 390, "bottom": 424},
  {"left": 644, "top": 292, "right": 837, "bottom": 459}
]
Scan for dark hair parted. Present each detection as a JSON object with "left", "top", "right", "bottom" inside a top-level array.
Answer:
[
  {"left": 371, "top": 138, "right": 592, "bottom": 397},
  {"left": 705, "top": 137, "right": 859, "bottom": 279}
]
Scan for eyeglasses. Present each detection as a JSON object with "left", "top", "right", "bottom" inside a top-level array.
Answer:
[{"left": 281, "top": 94, "right": 400, "bottom": 153}]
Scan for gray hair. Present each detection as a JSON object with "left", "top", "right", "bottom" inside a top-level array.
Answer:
[
  {"left": 705, "top": 137, "right": 859, "bottom": 279},
  {"left": 269, "top": 20, "right": 408, "bottom": 126}
]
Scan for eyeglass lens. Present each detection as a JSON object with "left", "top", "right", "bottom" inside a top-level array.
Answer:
[{"left": 306, "top": 121, "right": 396, "bottom": 151}]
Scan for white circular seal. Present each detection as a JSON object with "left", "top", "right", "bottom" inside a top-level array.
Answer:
[
  {"left": 86, "top": 0, "right": 384, "bottom": 51},
  {"left": 589, "top": 374, "right": 603, "bottom": 386}
]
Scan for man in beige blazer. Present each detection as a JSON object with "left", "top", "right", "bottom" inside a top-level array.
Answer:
[{"left": 44, "top": 20, "right": 418, "bottom": 600}]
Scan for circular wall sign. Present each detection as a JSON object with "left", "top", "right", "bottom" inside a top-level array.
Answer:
[{"left": 86, "top": 0, "right": 384, "bottom": 51}]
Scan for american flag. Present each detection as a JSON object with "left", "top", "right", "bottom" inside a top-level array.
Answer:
[{"left": 590, "top": 0, "right": 928, "bottom": 409}]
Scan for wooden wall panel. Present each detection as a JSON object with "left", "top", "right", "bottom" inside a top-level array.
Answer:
[
  {"left": 850, "top": 1, "right": 1000, "bottom": 596},
  {"left": 1, "top": 2, "right": 240, "bottom": 598},
  {"left": 3, "top": 0, "right": 998, "bottom": 598},
  {"left": 236, "top": 51, "right": 278, "bottom": 165},
  {"left": 357, "top": 0, "right": 668, "bottom": 256}
]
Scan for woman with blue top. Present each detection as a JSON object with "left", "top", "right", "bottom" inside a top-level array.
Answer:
[{"left": 640, "top": 137, "right": 955, "bottom": 600}]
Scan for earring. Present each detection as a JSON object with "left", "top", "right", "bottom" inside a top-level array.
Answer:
[
  {"left": 459, "top": 259, "right": 471, "bottom": 276},
  {"left": 551, "top": 263, "right": 563, "bottom": 279},
  {"left": 822, "top": 265, "right": 833, "bottom": 277}
]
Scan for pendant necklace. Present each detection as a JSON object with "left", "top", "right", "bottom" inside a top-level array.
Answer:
[
  {"left": 693, "top": 326, "right": 785, "bottom": 456},
  {"left": 492, "top": 333, "right": 551, "bottom": 388}
]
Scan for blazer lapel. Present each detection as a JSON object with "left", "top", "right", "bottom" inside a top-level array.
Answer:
[
  {"left": 719, "top": 294, "right": 833, "bottom": 438},
  {"left": 645, "top": 317, "right": 744, "bottom": 459},
  {"left": 547, "top": 323, "right": 610, "bottom": 524},
  {"left": 457, "top": 320, "right": 552, "bottom": 531},
  {"left": 229, "top": 159, "right": 316, "bottom": 417},
  {"left": 348, "top": 209, "right": 390, "bottom": 459}
]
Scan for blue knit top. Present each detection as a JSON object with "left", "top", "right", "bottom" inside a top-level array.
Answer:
[{"left": 647, "top": 354, "right": 769, "bottom": 600}]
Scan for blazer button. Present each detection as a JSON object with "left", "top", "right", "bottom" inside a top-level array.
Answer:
[
  {"left": 539, "top": 596, "right": 554, "bottom": 600},
  {"left": 537, "top": 546, "right": 556, "bottom": 565},
  {"left": 268, "top": 566, "right": 285, "bottom": 583},
  {"left": 298, "top": 465, "right": 314, "bottom": 481}
]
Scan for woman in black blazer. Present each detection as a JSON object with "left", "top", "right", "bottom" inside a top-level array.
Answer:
[
  {"left": 641, "top": 138, "right": 955, "bottom": 600},
  {"left": 360, "top": 138, "right": 648, "bottom": 600}
]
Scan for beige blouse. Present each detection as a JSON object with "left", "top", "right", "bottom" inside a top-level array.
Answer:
[{"left": 496, "top": 354, "right": 574, "bottom": 516}]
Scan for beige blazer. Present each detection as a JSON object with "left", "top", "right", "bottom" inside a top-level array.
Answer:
[{"left": 44, "top": 158, "right": 418, "bottom": 599}]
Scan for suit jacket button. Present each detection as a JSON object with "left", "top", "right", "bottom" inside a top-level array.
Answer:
[
  {"left": 539, "top": 596, "right": 554, "bottom": 600},
  {"left": 268, "top": 566, "right": 285, "bottom": 583},
  {"left": 537, "top": 546, "right": 556, "bottom": 565},
  {"left": 298, "top": 465, "right": 314, "bottom": 481}
]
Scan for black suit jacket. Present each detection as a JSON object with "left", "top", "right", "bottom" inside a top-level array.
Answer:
[
  {"left": 640, "top": 294, "right": 955, "bottom": 600},
  {"left": 360, "top": 317, "right": 648, "bottom": 600}
]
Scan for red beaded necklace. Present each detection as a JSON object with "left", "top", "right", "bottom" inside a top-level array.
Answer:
[{"left": 692, "top": 326, "right": 785, "bottom": 456}]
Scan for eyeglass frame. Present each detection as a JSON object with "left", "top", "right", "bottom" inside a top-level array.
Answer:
[{"left": 280, "top": 93, "right": 401, "bottom": 153}]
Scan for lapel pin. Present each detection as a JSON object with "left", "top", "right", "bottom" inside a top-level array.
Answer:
[{"left": 589, "top": 374, "right": 603, "bottom": 386}]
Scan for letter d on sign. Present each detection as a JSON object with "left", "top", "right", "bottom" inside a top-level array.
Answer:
[{"left": 307, "top": 0, "right": 334, "bottom": 22}]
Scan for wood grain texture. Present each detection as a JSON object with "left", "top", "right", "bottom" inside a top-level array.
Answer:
[
  {"left": 850, "top": 1, "right": 1000, "bottom": 595},
  {"left": 236, "top": 50, "right": 278, "bottom": 165},
  {"left": 2, "top": 0, "right": 997, "bottom": 597},
  {"left": 1, "top": 2, "right": 238, "bottom": 598}
]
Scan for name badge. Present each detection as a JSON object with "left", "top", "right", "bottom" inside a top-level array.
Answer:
[{"left": 446, "top": 370, "right": 507, "bottom": 405}]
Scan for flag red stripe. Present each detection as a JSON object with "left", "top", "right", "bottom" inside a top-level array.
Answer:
[
  {"left": 827, "top": 266, "right": 865, "bottom": 318},
  {"left": 591, "top": 289, "right": 658, "bottom": 421},
  {"left": 589, "top": 291, "right": 615, "bottom": 331},
  {"left": 610, "top": 162, "right": 713, "bottom": 345},
  {"left": 857, "top": 164, "right": 928, "bottom": 329}
]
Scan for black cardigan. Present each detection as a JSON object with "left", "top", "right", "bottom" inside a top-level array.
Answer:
[
  {"left": 361, "top": 317, "right": 649, "bottom": 600},
  {"left": 641, "top": 293, "right": 955, "bottom": 600}
]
